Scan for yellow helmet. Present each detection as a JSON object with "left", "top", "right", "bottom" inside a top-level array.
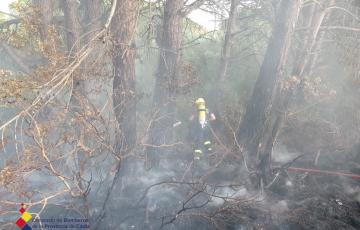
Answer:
[{"left": 195, "top": 98, "right": 205, "bottom": 107}]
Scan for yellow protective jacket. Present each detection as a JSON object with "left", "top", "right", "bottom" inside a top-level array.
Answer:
[{"left": 197, "top": 104, "right": 208, "bottom": 127}]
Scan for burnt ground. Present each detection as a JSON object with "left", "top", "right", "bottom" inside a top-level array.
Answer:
[
  {"left": 223, "top": 175, "right": 360, "bottom": 230},
  {"left": 31, "top": 143, "right": 360, "bottom": 230},
  {"left": 113, "top": 147, "right": 360, "bottom": 230},
  {"left": 204, "top": 152, "right": 360, "bottom": 230}
]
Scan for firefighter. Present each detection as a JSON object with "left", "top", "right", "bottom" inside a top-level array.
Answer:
[{"left": 189, "top": 98, "right": 216, "bottom": 160}]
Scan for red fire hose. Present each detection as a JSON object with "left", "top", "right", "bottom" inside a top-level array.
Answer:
[{"left": 287, "top": 167, "right": 360, "bottom": 180}]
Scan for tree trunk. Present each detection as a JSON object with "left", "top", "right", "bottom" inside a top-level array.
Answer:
[
  {"left": 83, "top": 0, "right": 103, "bottom": 87},
  {"left": 62, "top": 0, "right": 81, "bottom": 54},
  {"left": 292, "top": 0, "right": 335, "bottom": 78},
  {"left": 92, "top": 2, "right": 138, "bottom": 226},
  {"left": 84, "top": 0, "right": 102, "bottom": 39},
  {"left": 237, "top": 0, "right": 302, "bottom": 184},
  {"left": 153, "top": 0, "right": 183, "bottom": 109},
  {"left": 305, "top": 0, "right": 335, "bottom": 77},
  {"left": 211, "top": 0, "right": 239, "bottom": 145},
  {"left": 252, "top": 0, "right": 335, "bottom": 186},
  {"left": 255, "top": 3, "right": 320, "bottom": 177},
  {"left": 61, "top": 0, "right": 85, "bottom": 104},
  {"left": 147, "top": 0, "right": 184, "bottom": 169},
  {"left": 33, "top": 0, "right": 54, "bottom": 41},
  {"left": 219, "top": 0, "right": 238, "bottom": 82},
  {"left": 111, "top": 0, "right": 138, "bottom": 153},
  {"left": 61, "top": 0, "right": 89, "bottom": 218}
]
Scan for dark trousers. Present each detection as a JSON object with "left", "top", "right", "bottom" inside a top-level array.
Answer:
[{"left": 194, "top": 123, "right": 212, "bottom": 154}]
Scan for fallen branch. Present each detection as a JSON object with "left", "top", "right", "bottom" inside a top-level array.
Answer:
[{"left": 287, "top": 167, "right": 360, "bottom": 180}]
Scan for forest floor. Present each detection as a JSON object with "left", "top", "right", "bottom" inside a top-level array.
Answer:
[
  {"left": 234, "top": 173, "right": 360, "bottom": 230},
  {"left": 109, "top": 145, "right": 360, "bottom": 230},
  {"left": 63, "top": 129, "right": 359, "bottom": 230},
  {"left": 223, "top": 152, "right": 360, "bottom": 230}
]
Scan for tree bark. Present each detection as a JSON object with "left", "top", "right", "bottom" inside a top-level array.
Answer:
[
  {"left": 111, "top": 0, "right": 138, "bottom": 152},
  {"left": 61, "top": 0, "right": 86, "bottom": 104},
  {"left": 250, "top": 0, "right": 335, "bottom": 186},
  {"left": 237, "top": 0, "right": 303, "bottom": 184},
  {"left": 33, "top": 0, "right": 54, "bottom": 41},
  {"left": 83, "top": 0, "right": 103, "bottom": 89},
  {"left": 211, "top": 0, "right": 239, "bottom": 144},
  {"left": 62, "top": 0, "right": 81, "bottom": 54},
  {"left": 292, "top": 0, "right": 335, "bottom": 78},
  {"left": 219, "top": 0, "right": 238, "bottom": 82},
  {"left": 61, "top": 0, "right": 91, "bottom": 219},
  {"left": 147, "top": 0, "right": 184, "bottom": 169},
  {"left": 84, "top": 0, "right": 103, "bottom": 39},
  {"left": 153, "top": 0, "right": 183, "bottom": 108},
  {"left": 305, "top": 0, "right": 335, "bottom": 77}
]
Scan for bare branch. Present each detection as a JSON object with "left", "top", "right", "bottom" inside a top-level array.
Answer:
[{"left": 182, "top": 0, "right": 207, "bottom": 16}]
